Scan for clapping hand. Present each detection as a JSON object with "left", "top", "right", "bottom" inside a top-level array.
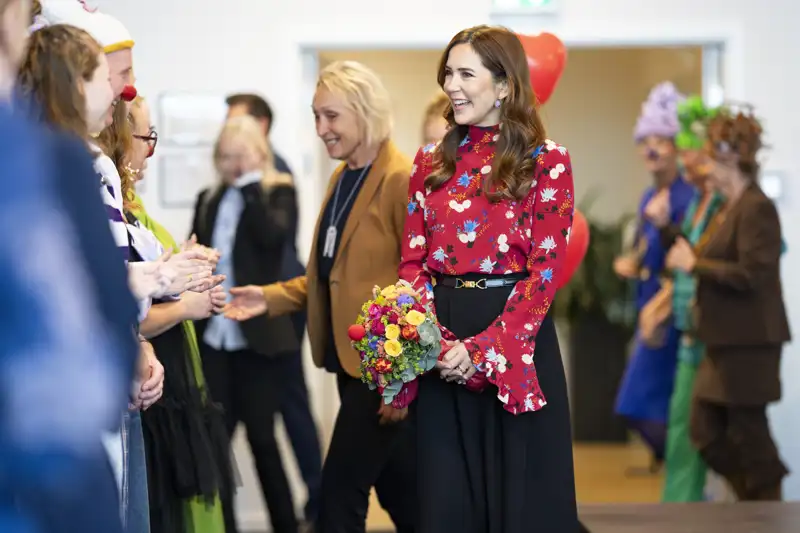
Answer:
[
  {"left": 643, "top": 189, "right": 671, "bottom": 228},
  {"left": 223, "top": 285, "right": 268, "bottom": 321},
  {"left": 437, "top": 340, "right": 476, "bottom": 384},
  {"left": 159, "top": 249, "right": 218, "bottom": 295},
  {"left": 128, "top": 250, "right": 175, "bottom": 300},
  {"left": 666, "top": 237, "right": 697, "bottom": 273},
  {"left": 613, "top": 255, "right": 639, "bottom": 279},
  {"left": 181, "top": 234, "right": 221, "bottom": 267},
  {"left": 131, "top": 340, "right": 164, "bottom": 410},
  {"left": 209, "top": 285, "right": 227, "bottom": 314}
]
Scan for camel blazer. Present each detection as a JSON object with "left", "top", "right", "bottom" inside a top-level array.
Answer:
[{"left": 261, "top": 140, "right": 411, "bottom": 377}]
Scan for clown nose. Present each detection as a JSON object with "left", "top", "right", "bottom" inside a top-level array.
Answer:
[{"left": 121, "top": 85, "right": 137, "bottom": 102}]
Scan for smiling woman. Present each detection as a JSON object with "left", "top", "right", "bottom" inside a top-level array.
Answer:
[
  {"left": 397, "top": 25, "right": 579, "bottom": 532},
  {"left": 224, "top": 60, "right": 417, "bottom": 532}
]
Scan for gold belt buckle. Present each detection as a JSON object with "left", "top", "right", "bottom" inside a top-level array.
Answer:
[{"left": 454, "top": 278, "right": 487, "bottom": 289}]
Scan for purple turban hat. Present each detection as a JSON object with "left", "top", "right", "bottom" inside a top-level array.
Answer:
[{"left": 633, "top": 82, "right": 686, "bottom": 143}]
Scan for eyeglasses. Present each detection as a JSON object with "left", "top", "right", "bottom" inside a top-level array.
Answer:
[{"left": 133, "top": 126, "right": 158, "bottom": 158}]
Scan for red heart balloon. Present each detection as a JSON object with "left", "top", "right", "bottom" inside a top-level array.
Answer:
[
  {"left": 517, "top": 32, "right": 567, "bottom": 106},
  {"left": 558, "top": 209, "right": 589, "bottom": 289}
]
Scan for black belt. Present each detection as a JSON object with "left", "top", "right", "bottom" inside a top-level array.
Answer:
[{"left": 434, "top": 272, "right": 527, "bottom": 290}]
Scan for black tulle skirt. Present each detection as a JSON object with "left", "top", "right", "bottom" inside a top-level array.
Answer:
[{"left": 142, "top": 319, "right": 233, "bottom": 533}]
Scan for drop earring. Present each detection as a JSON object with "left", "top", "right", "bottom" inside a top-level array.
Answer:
[{"left": 495, "top": 99, "right": 502, "bottom": 108}]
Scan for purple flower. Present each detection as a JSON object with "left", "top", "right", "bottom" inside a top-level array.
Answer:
[{"left": 397, "top": 294, "right": 415, "bottom": 306}]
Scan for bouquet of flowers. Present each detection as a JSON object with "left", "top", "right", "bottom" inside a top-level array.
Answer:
[{"left": 348, "top": 280, "right": 442, "bottom": 406}]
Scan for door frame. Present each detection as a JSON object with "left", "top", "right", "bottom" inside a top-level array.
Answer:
[{"left": 297, "top": 21, "right": 744, "bottom": 180}]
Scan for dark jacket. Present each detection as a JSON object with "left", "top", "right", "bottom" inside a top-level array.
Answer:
[
  {"left": 191, "top": 178, "right": 300, "bottom": 356},
  {"left": 692, "top": 183, "right": 790, "bottom": 404}
]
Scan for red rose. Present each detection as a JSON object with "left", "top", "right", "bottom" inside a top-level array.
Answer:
[
  {"left": 370, "top": 320, "right": 386, "bottom": 336},
  {"left": 411, "top": 303, "right": 425, "bottom": 313},
  {"left": 348, "top": 324, "right": 366, "bottom": 341},
  {"left": 386, "top": 312, "right": 400, "bottom": 324},
  {"left": 374, "top": 357, "right": 393, "bottom": 374},
  {"left": 401, "top": 325, "right": 419, "bottom": 341},
  {"left": 381, "top": 305, "right": 393, "bottom": 314}
]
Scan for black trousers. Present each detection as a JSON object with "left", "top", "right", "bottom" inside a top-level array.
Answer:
[
  {"left": 201, "top": 344, "right": 297, "bottom": 533},
  {"left": 416, "top": 279, "right": 579, "bottom": 533},
  {"left": 690, "top": 399, "right": 788, "bottom": 500},
  {"left": 279, "top": 311, "right": 322, "bottom": 521},
  {"left": 315, "top": 372, "right": 417, "bottom": 533}
]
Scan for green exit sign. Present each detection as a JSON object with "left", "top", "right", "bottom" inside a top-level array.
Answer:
[{"left": 492, "top": 0, "right": 559, "bottom": 13}]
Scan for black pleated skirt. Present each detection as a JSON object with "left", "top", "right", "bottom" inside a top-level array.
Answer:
[{"left": 415, "top": 275, "right": 579, "bottom": 533}]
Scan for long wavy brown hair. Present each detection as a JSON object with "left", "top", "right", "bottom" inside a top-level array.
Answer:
[
  {"left": 705, "top": 105, "right": 764, "bottom": 179},
  {"left": 17, "top": 24, "right": 101, "bottom": 142},
  {"left": 97, "top": 102, "right": 138, "bottom": 209},
  {"left": 426, "top": 25, "right": 547, "bottom": 202}
]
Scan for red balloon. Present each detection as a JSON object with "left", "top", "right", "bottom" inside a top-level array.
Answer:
[
  {"left": 558, "top": 209, "right": 589, "bottom": 289},
  {"left": 517, "top": 32, "right": 567, "bottom": 106}
]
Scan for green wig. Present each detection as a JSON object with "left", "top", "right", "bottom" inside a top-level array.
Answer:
[{"left": 675, "top": 96, "right": 719, "bottom": 150}]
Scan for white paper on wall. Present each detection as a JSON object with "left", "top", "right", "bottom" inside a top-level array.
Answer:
[
  {"left": 157, "top": 92, "right": 229, "bottom": 146},
  {"left": 157, "top": 147, "right": 216, "bottom": 208}
]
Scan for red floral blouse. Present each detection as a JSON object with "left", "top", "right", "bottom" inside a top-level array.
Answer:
[{"left": 398, "top": 125, "right": 575, "bottom": 415}]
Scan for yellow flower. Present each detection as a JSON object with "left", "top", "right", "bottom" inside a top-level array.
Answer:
[
  {"left": 396, "top": 284, "right": 417, "bottom": 296},
  {"left": 385, "top": 324, "right": 401, "bottom": 340},
  {"left": 381, "top": 285, "right": 399, "bottom": 300},
  {"left": 405, "top": 310, "right": 425, "bottom": 326},
  {"left": 384, "top": 339, "right": 403, "bottom": 357}
]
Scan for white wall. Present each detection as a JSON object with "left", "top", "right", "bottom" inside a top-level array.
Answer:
[{"left": 94, "top": 0, "right": 800, "bottom": 521}]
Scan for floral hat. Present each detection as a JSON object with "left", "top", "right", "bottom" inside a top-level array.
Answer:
[
  {"left": 675, "top": 95, "right": 719, "bottom": 151},
  {"left": 633, "top": 81, "right": 685, "bottom": 143}
]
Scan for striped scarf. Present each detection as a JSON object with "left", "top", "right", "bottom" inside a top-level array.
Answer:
[{"left": 90, "top": 143, "right": 130, "bottom": 262}]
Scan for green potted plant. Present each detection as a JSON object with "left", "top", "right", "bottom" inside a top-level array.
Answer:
[{"left": 556, "top": 196, "right": 637, "bottom": 442}]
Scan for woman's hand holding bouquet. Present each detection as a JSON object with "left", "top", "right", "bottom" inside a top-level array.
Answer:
[{"left": 348, "top": 280, "right": 443, "bottom": 409}]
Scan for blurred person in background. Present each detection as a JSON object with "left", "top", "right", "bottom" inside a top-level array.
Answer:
[
  {"left": 666, "top": 105, "right": 790, "bottom": 501},
  {"left": 126, "top": 96, "right": 232, "bottom": 533},
  {"left": 614, "top": 82, "right": 695, "bottom": 474},
  {"left": 223, "top": 61, "right": 417, "bottom": 533},
  {"left": 226, "top": 91, "right": 322, "bottom": 525},
  {"left": 227, "top": 93, "right": 293, "bottom": 175},
  {"left": 190, "top": 115, "right": 300, "bottom": 533},
  {"left": 420, "top": 90, "right": 449, "bottom": 145},
  {"left": 656, "top": 96, "right": 723, "bottom": 502}
]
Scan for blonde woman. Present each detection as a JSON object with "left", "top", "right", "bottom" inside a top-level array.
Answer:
[
  {"left": 126, "top": 97, "right": 230, "bottom": 533},
  {"left": 421, "top": 90, "right": 450, "bottom": 145},
  {"left": 190, "top": 115, "right": 299, "bottom": 533},
  {"left": 224, "top": 60, "right": 416, "bottom": 533}
]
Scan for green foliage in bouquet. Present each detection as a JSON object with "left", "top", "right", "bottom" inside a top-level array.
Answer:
[{"left": 349, "top": 281, "right": 442, "bottom": 405}]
